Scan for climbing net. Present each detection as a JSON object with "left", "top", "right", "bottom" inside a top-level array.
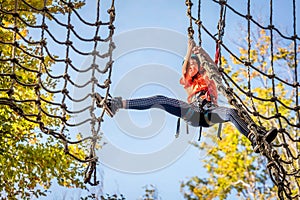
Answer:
[
  {"left": 186, "top": 0, "right": 299, "bottom": 199},
  {"left": 0, "top": 0, "right": 115, "bottom": 185}
]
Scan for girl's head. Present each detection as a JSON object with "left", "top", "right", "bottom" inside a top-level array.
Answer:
[
  {"left": 190, "top": 54, "right": 201, "bottom": 67},
  {"left": 187, "top": 54, "right": 204, "bottom": 76}
]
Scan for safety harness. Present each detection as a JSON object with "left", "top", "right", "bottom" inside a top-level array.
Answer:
[{"left": 175, "top": 92, "right": 222, "bottom": 141}]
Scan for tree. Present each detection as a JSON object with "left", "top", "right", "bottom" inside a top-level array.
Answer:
[
  {"left": 180, "top": 29, "right": 299, "bottom": 199},
  {"left": 138, "top": 184, "right": 161, "bottom": 200},
  {"left": 0, "top": 1, "right": 87, "bottom": 199}
]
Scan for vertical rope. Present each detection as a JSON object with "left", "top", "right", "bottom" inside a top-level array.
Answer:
[
  {"left": 197, "top": 0, "right": 202, "bottom": 46},
  {"left": 9, "top": 0, "right": 18, "bottom": 99},
  {"left": 60, "top": 0, "right": 73, "bottom": 157},
  {"left": 217, "top": 0, "right": 226, "bottom": 41},
  {"left": 269, "top": 0, "right": 283, "bottom": 130},
  {"left": 84, "top": 0, "right": 102, "bottom": 186},
  {"left": 186, "top": 0, "right": 194, "bottom": 39},
  {"left": 216, "top": 0, "right": 226, "bottom": 65},
  {"left": 267, "top": 1, "right": 289, "bottom": 199},
  {"left": 36, "top": 0, "right": 48, "bottom": 132},
  {"left": 103, "top": 0, "right": 116, "bottom": 103},
  {"left": 245, "top": 0, "right": 262, "bottom": 127},
  {"left": 292, "top": 0, "right": 300, "bottom": 127},
  {"left": 292, "top": 0, "right": 300, "bottom": 197},
  {"left": 84, "top": 0, "right": 116, "bottom": 185},
  {"left": 246, "top": 0, "right": 251, "bottom": 103}
]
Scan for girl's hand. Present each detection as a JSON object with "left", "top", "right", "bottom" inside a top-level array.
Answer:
[
  {"left": 192, "top": 46, "right": 201, "bottom": 54},
  {"left": 187, "top": 39, "right": 196, "bottom": 50}
]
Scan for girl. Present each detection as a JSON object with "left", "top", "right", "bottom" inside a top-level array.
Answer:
[{"left": 96, "top": 40, "right": 277, "bottom": 153}]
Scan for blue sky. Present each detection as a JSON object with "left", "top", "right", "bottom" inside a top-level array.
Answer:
[
  {"left": 94, "top": 1, "right": 221, "bottom": 199},
  {"left": 36, "top": 0, "right": 299, "bottom": 199}
]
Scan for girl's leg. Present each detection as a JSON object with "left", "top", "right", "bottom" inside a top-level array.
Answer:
[
  {"left": 204, "top": 106, "right": 278, "bottom": 152},
  {"left": 125, "top": 95, "right": 211, "bottom": 127},
  {"left": 96, "top": 93, "right": 200, "bottom": 121},
  {"left": 204, "top": 106, "right": 250, "bottom": 137},
  {"left": 125, "top": 95, "right": 192, "bottom": 118}
]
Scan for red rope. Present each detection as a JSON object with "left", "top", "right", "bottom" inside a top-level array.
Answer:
[{"left": 214, "top": 43, "right": 220, "bottom": 64}]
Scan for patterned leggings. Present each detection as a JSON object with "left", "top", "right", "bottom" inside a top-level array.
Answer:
[{"left": 125, "top": 95, "right": 250, "bottom": 138}]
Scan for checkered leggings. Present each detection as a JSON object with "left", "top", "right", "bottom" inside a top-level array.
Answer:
[{"left": 126, "top": 95, "right": 250, "bottom": 138}]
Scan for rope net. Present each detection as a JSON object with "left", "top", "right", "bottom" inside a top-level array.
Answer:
[
  {"left": 0, "top": 0, "right": 115, "bottom": 185},
  {"left": 186, "top": 0, "right": 299, "bottom": 199}
]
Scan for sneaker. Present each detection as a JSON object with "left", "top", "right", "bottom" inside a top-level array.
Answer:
[
  {"left": 264, "top": 127, "right": 278, "bottom": 143},
  {"left": 252, "top": 127, "right": 278, "bottom": 153},
  {"left": 95, "top": 93, "right": 122, "bottom": 117}
]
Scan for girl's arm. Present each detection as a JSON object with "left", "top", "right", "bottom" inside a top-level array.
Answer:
[{"left": 182, "top": 39, "right": 195, "bottom": 76}]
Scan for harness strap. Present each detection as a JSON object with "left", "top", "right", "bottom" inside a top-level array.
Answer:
[
  {"left": 198, "top": 126, "right": 202, "bottom": 141},
  {"left": 186, "top": 122, "right": 189, "bottom": 134},
  {"left": 175, "top": 93, "right": 222, "bottom": 140},
  {"left": 175, "top": 117, "right": 181, "bottom": 138},
  {"left": 175, "top": 108, "right": 194, "bottom": 138},
  {"left": 217, "top": 123, "right": 223, "bottom": 140}
]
